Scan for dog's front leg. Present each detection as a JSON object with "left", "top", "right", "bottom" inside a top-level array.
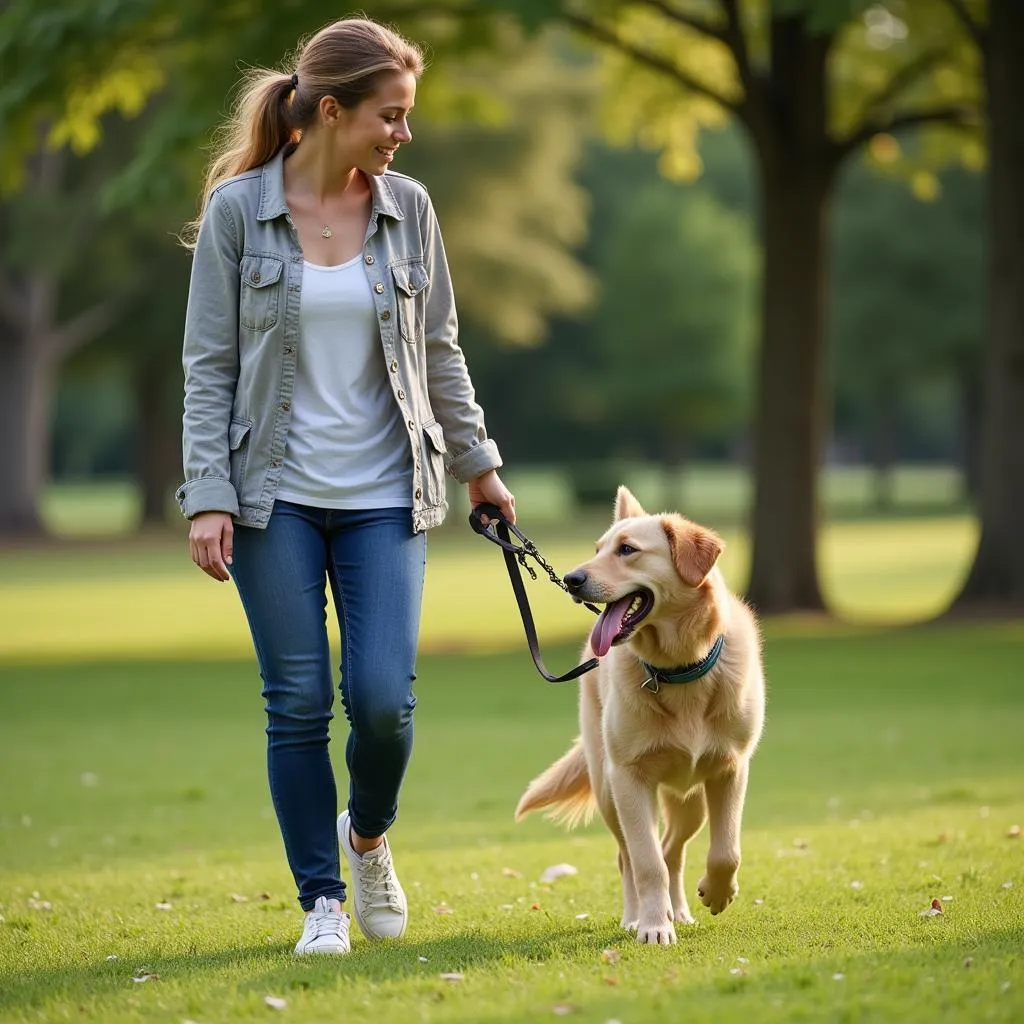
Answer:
[
  {"left": 607, "top": 764, "right": 675, "bottom": 944},
  {"left": 698, "top": 761, "right": 748, "bottom": 915}
]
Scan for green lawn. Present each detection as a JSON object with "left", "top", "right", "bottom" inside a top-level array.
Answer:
[
  {"left": 1, "top": 498, "right": 1021, "bottom": 1022},
  {"left": 1, "top": 627, "right": 1022, "bottom": 1020}
]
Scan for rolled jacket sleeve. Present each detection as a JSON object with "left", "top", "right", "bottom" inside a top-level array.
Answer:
[{"left": 177, "top": 192, "right": 242, "bottom": 519}]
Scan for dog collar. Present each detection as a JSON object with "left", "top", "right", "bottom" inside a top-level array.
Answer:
[{"left": 639, "top": 635, "right": 725, "bottom": 693}]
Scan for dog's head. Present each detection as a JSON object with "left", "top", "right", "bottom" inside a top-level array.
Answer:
[{"left": 563, "top": 486, "right": 724, "bottom": 658}]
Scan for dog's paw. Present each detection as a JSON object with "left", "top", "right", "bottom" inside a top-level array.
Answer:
[
  {"left": 697, "top": 873, "right": 738, "bottom": 915},
  {"left": 673, "top": 906, "right": 696, "bottom": 925},
  {"left": 620, "top": 916, "right": 639, "bottom": 933},
  {"left": 635, "top": 918, "right": 677, "bottom": 945}
]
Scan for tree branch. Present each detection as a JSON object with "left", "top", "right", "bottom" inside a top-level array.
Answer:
[
  {"left": 0, "top": 274, "right": 25, "bottom": 329},
  {"left": 48, "top": 298, "right": 124, "bottom": 360},
  {"left": 940, "top": 0, "right": 986, "bottom": 49},
  {"left": 854, "top": 46, "right": 955, "bottom": 128},
  {"left": 833, "top": 104, "right": 981, "bottom": 164},
  {"left": 562, "top": 10, "right": 739, "bottom": 115},
  {"left": 720, "top": 0, "right": 752, "bottom": 88},
  {"left": 632, "top": 0, "right": 727, "bottom": 42}
]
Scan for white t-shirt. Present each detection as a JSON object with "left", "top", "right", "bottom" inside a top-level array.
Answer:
[{"left": 277, "top": 254, "right": 413, "bottom": 509}]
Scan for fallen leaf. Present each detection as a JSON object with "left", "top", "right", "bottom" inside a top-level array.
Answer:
[
  {"left": 439, "top": 972, "right": 464, "bottom": 983},
  {"left": 27, "top": 896, "right": 52, "bottom": 911},
  {"left": 850, "top": 880, "right": 864, "bottom": 890},
  {"left": 600, "top": 948, "right": 621, "bottom": 965},
  {"left": 540, "top": 863, "right": 578, "bottom": 884},
  {"left": 502, "top": 867, "right": 524, "bottom": 879},
  {"left": 1001, "top": 881, "right": 1014, "bottom": 890},
  {"left": 230, "top": 893, "right": 249, "bottom": 903},
  {"left": 730, "top": 968, "right": 745, "bottom": 976},
  {"left": 499, "top": 904, "right": 514, "bottom": 910},
  {"left": 754, "top": 898, "right": 765, "bottom": 906},
  {"left": 552, "top": 1004, "right": 578, "bottom": 1016},
  {"left": 470, "top": 873, "right": 479, "bottom": 880},
  {"left": 105, "top": 955, "right": 118, "bottom": 961},
  {"left": 736, "top": 956, "right": 749, "bottom": 964},
  {"left": 1001, "top": 981, "right": 1011, "bottom": 994},
  {"left": 1007, "top": 825, "right": 1021, "bottom": 839},
  {"left": 963, "top": 957, "right": 974, "bottom": 968},
  {"left": 530, "top": 903, "right": 543, "bottom": 911},
  {"left": 258, "top": 892, "right": 272, "bottom": 901},
  {"left": 264, "top": 995, "right": 287, "bottom": 1010},
  {"left": 604, "top": 978, "right": 620, "bottom": 987},
  {"left": 833, "top": 972, "right": 845, "bottom": 982},
  {"left": 942, "top": 895, "right": 953, "bottom": 902},
  {"left": 132, "top": 972, "right": 159, "bottom": 983},
  {"left": 574, "top": 912, "right": 589, "bottom": 920},
  {"left": 80, "top": 772, "right": 99, "bottom": 787},
  {"left": 155, "top": 902, "right": 172, "bottom": 911},
  {"left": 418, "top": 956, "right": 429, "bottom": 963},
  {"left": 432, "top": 903, "right": 454, "bottom": 915}
]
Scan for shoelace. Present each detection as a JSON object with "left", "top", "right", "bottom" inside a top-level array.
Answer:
[
  {"left": 357, "top": 852, "right": 401, "bottom": 911},
  {"left": 308, "top": 911, "right": 348, "bottom": 942}
]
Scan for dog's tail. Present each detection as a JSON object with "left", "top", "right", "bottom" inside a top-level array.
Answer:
[{"left": 515, "top": 738, "right": 596, "bottom": 829}]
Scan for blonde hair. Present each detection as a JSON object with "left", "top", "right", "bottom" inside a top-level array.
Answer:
[{"left": 182, "top": 16, "right": 424, "bottom": 247}]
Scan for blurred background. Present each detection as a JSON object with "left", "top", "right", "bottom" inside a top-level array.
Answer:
[{"left": 0, "top": 0, "right": 1020, "bottom": 649}]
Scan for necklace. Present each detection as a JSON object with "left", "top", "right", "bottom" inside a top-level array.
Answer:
[{"left": 320, "top": 224, "right": 333, "bottom": 239}]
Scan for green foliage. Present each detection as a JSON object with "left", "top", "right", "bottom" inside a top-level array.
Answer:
[{"left": 590, "top": 179, "right": 757, "bottom": 457}]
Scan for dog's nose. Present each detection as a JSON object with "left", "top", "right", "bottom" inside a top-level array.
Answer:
[{"left": 563, "top": 569, "right": 588, "bottom": 594}]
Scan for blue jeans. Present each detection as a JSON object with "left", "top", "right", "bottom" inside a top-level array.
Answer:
[{"left": 231, "top": 502, "right": 426, "bottom": 910}]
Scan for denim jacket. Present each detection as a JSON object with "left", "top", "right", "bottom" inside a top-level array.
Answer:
[{"left": 177, "top": 146, "right": 502, "bottom": 532}]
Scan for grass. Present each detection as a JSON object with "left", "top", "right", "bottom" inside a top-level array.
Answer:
[
  {"left": 1, "top": 627, "right": 1023, "bottom": 1020},
  {"left": 1, "top": 492, "right": 1020, "bottom": 1021}
]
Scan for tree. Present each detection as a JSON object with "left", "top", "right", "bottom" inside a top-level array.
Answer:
[
  {"left": 943, "top": 0, "right": 1024, "bottom": 612},
  {"left": 830, "top": 159, "right": 984, "bottom": 506},
  {"left": 590, "top": 182, "right": 756, "bottom": 497},
  {"left": 497, "top": 0, "right": 983, "bottom": 612}
]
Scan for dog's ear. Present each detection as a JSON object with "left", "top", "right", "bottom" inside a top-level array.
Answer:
[
  {"left": 614, "top": 485, "right": 646, "bottom": 522},
  {"left": 663, "top": 519, "right": 724, "bottom": 588}
]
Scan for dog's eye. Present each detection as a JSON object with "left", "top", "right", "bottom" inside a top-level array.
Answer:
[{"left": 617, "top": 543, "right": 638, "bottom": 556}]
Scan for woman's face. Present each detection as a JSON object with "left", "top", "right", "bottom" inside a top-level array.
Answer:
[{"left": 331, "top": 70, "right": 416, "bottom": 175}]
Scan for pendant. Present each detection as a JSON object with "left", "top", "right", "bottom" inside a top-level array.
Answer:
[{"left": 321, "top": 224, "right": 333, "bottom": 239}]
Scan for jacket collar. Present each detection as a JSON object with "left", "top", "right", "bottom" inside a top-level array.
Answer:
[{"left": 257, "top": 144, "right": 404, "bottom": 224}]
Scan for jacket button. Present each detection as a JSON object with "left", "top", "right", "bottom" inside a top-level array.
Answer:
[
  {"left": 397, "top": 388, "right": 406, "bottom": 400},
  {"left": 381, "top": 310, "right": 391, "bottom": 321},
  {"left": 365, "top": 254, "right": 375, "bottom": 265},
  {"left": 390, "top": 360, "right": 398, "bottom": 372},
  {"left": 414, "top": 487, "right": 422, "bottom": 500},
  {"left": 251, "top": 271, "right": 261, "bottom": 284},
  {"left": 374, "top": 282, "right": 384, "bottom": 294}
]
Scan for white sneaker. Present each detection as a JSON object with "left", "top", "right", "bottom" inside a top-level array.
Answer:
[
  {"left": 293, "top": 896, "right": 351, "bottom": 955},
  {"left": 338, "top": 809, "right": 408, "bottom": 940}
]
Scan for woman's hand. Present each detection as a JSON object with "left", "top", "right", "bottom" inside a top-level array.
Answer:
[
  {"left": 468, "top": 469, "right": 516, "bottom": 525},
  {"left": 189, "top": 511, "right": 235, "bottom": 582}
]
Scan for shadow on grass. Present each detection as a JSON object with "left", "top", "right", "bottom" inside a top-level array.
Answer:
[{"left": 0, "top": 926, "right": 598, "bottom": 1013}]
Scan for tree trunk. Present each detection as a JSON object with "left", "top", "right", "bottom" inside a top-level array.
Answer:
[
  {"left": 746, "top": 161, "right": 831, "bottom": 612},
  {"left": 0, "top": 330, "right": 54, "bottom": 536},
  {"left": 950, "top": 0, "right": 1024, "bottom": 612},
  {"left": 870, "top": 384, "right": 899, "bottom": 513},
  {"left": 135, "top": 357, "right": 182, "bottom": 527}
]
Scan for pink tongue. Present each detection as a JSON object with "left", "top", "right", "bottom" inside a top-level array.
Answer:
[{"left": 590, "top": 596, "right": 634, "bottom": 657}]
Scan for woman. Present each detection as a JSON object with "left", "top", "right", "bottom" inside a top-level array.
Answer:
[{"left": 177, "top": 16, "right": 515, "bottom": 955}]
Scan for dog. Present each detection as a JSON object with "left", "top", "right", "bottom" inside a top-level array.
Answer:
[{"left": 515, "top": 486, "right": 765, "bottom": 944}]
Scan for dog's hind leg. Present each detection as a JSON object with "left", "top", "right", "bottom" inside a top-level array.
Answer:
[{"left": 660, "top": 785, "right": 707, "bottom": 925}]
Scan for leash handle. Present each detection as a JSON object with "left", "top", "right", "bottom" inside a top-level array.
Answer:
[{"left": 469, "top": 503, "right": 599, "bottom": 684}]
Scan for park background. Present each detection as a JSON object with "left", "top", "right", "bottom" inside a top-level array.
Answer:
[{"left": 0, "top": 2, "right": 1021, "bottom": 1022}]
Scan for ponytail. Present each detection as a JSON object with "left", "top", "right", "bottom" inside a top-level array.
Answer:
[{"left": 180, "top": 70, "right": 296, "bottom": 249}]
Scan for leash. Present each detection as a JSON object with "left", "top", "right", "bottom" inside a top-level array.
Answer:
[{"left": 469, "top": 503, "right": 600, "bottom": 683}]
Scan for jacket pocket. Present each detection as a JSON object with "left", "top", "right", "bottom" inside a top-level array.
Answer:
[
  {"left": 228, "top": 417, "right": 254, "bottom": 503},
  {"left": 391, "top": 259, "right": 429, "bottom": 343},
  {"left": 239, "top": 255, "right": 285, "bottom": 331},
  {"left": 421, "top": 419, "right": 447, "bottom": 506}
]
